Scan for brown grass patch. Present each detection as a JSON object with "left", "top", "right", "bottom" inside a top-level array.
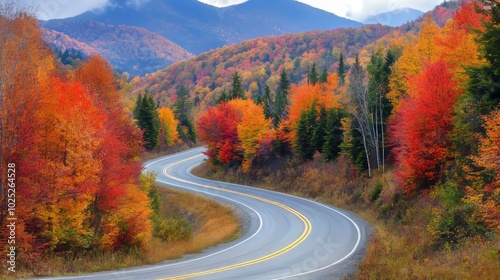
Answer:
[{"left": 192, "top": 156, "right": 500, "bottom": 280}]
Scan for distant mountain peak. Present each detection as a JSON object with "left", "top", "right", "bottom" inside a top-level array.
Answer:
[{"left": 364, "top": 7, "right": 424, "bottom": 27}]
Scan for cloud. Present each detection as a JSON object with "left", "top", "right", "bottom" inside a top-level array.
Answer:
[{"left": 125, "top": 0, "right": 151, "bottom": 8}]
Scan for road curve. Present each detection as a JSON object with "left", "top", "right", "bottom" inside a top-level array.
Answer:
[{"left": 40, "top": 148, "right": 369, "bottom": 280}]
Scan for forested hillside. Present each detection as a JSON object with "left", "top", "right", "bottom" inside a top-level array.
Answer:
[
  {"left": 132, "top": 1, "right": 458, "bottom": 110},
  {"left": 43, "top": 21, "right": 193, "bottom": 76},
  {"left": 44, "top": 0, "right": 362, "bottom": 55}
]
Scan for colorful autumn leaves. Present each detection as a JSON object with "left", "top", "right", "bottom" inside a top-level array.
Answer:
[
  {"left": 0, "top": 9, "right": 154, "bottom": 256},
  {"left": 197, "top": 70, "right": 342, "bottom": 171}
]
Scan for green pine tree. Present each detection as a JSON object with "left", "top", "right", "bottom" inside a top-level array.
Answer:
[
  {"left": 217, "top": 89, "right": 230, "bottom": 104},
  {"left": 174, "top": 86, "right": 196, "bottom": 143},
  {"left": 134, "top": 93, "right": 143, "bottom": 119},
  {"left": 296, "top": 104, "right": 317, "bottom": 161},
  {"left": 230, "top": 70, "right": 245, "bottom": 99},
  {"left": 320, "top": 67, "right": 328, "bottom": 84},
  {"left": 323, "top": 109, "right": 343, "bottom": 161},
  {"left": 312, "top": 106, "right": 327, "bottom": 153},
  {"left": 137, "top": 90, "right": 160, "bottom": 151},
  {"left": 338, "top": 51, "right": 346, "bottom": 85},
  {"left": 308, "top": 63, "right": 319, "bottom": 85},
  {"left": 261, "top": 85, "right": 274, "bottom": 119},
  {"left": 274, "top": 69, "right": 291, "bottom": 127}
]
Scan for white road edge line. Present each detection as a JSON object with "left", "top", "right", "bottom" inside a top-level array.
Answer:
[
  {"left": 184, "top": 158, "right": 363, "bottom": 279},
  {"left": 40, "top": 151, "right": 263, "bottom": 279}
]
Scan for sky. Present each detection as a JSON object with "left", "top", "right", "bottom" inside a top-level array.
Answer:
[{"left": 8, "top": 0, "right": 444, "bottom": 21}]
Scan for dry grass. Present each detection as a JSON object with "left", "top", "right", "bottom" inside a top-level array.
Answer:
[
  {"left": 192, "top": 156, "right": 500, "bottom": 280},
  {"left": 12, "top": 187, "right": 240, "bottom": 279}
]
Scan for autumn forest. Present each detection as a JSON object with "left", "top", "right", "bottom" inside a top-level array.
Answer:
[{"left": 0, "top": 0, "right": 499, "bottom": 278}]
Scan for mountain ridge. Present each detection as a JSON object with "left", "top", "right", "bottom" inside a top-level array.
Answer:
[
  {"left": 43, "top": 0, "right": 363, "bottom": 55},
  {"left": 364, "top": 8, "right": 424, "bottom": 27},
  {"left": 42, "top": 21, "right": 193, "bottom": 76}
]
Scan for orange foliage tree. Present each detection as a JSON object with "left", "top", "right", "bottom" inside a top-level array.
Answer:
[
  {"left": 285, "top": 73, "right": 340, "bottom": 146},
  {"left": 466, "top": 109, "right": 500, "bottom": 229}
]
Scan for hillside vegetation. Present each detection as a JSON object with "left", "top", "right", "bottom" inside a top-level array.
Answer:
[
  {"left": 187, "top": 1, "right": 499, "bottom": 278},
  {"left": 44, "top": 0, "right": 362, "bottom": 54},
  {"left": 43, "top": 21, "right": 193, "bottom": 76},
  {"left": 0, "top": 5, "right": 235, "bottom": 277},
  {"left": 132, "top": 2, "right": 458, "bottom": 111}
]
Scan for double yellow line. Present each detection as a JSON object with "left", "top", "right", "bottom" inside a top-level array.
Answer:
[{"left": 159, "top": 155, "right": 312, "bottom": 280}]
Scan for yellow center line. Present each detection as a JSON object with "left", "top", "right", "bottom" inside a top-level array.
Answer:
[{"left": 158, "top": 155, "right": 312, "bottom": 280}]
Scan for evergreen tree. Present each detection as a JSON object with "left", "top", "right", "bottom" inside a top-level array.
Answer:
[
  {"left": 230, "top": 70, "right": 245, "bottom": 99},
  {"left": 261, "top": 85, "right": 274, "bottom": 119},
  {"left": 274, "top": 69, "right": 291, "bottom": 127},
  {"left": 174, "top": 86, "right": 196, "bottom": 143},
  {"left": 346, "top": 121, "right": 369, "bottom": 171},
  {"left": 338, "top": 51, "right": 346, "bottom": 85},
  {"left": 308, "top": 63, "right": 319, "bottom": 85},
  {"left": 136, "top": 90, "right": 160, "bottom": 150},
  {"left": 312, "top": 106, "right": 327, "bottom": 153},
  {"left": 323, "top": 109, "right": 343, "bottom": 161},
  {"left": 134, "top": 93, "right": 143, "bottom": 119},
  {"left": 320, "top": 67, "right": 328, "bottom": 84},
  {"left": 217, "top": 89, "right": 230, "bottom": 104},
  {"left": 296, "top": 104, "right": 317, "bottom": 160}
]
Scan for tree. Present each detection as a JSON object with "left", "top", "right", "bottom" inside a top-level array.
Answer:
[
  {"left": 134, "top": 93, "right": 143, "bottom": 118},
  {"left": 230, "top": 70, "right": 245, "bottom": 99},
  {"left": 323, "top": 109, "right": 344, "bottom": 161},
  {"left": 308, "top": 63, "right": 319, "bottom": 85},
  {"left": 197, "top": 102, "right": 241, "bottom": 166},
  {"left": 366, "top": 48, "right": 396, "bottom": 173},
  {"left": 236, "top": 100, "right": 274, "bottom": 171},
  {"left": 390, "top": 60, "right": 460, "bottom": 194},
  {"left": 274, "top": 69, "right": 291, "bottom": 127},
  {"left": 137, "top": 90, "right": 160, "bottom": 150},
  {"left": 158, "top": 107, "right": 179, "bottom": 147},
  {"left": 388, "top": 17, "right": 443, "bottom": 108},
  {"left": 466, "top": 108, "right": 500, "bottom": 229},
  {"left": 338, "top": 51, "right": 346, "bottom": 85},
  {"left": 287, "top": 73, "right": 340, "bottom": 146},
  {"left": 261, "top": 85, "right": 274, "bottom": 119},
  {"left": 312, "top": 106, "right": 327, "bottom": 153},
  {"left": 320, "top": 67, "right": 328, "bottom": 84},
  {"left": 174, "top": 86, "right": 196, "bottom": 143},
  {"left": 343, "top": 53, "right": 375, "bottom": 177},
  {"left": 217, "top": 89, "right": 230, "bottom": 104},
  {"left": 296, "top": 104, "right": 317, "bottom": 160}
]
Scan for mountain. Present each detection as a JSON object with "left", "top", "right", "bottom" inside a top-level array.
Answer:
[
  {"left": 43, "top": 0, "right": 363, "bottom": 55},
  {"left": 131, "top": 24, "right": 392, "bottom": 108},
  {"left": 364, "top": 8, "right": 424, "bottom": 27},
  {"left": 43, "top": 21, "right": 193, "bottom": 76},
  {"left": 130, "top": 1, "right": 460, "bottom": 108}
]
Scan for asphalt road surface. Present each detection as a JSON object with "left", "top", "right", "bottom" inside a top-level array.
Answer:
[{"left": 40, "top": 148, "right": 369, "bottom": 280}]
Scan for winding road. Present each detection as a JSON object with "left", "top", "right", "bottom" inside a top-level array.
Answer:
[{"left": 41, "top": 148, "right": 369, "bottom": 280}]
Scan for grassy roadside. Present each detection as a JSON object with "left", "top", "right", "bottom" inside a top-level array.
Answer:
[
  {"left": 191, "top": 157, "right": 500, "bottom": 279},
  {"left": 13, "top": 186, "right": 241, "bottom": 279}
]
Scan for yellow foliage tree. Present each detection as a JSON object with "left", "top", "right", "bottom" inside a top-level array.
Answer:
[
  {"left": 233, "top": 99, "right": 274, "bottom": 172},
  {"left": 388, "top": 17, "right": 443, "bottom": 108},
  {"left": 158, "top": 107, "right": 179, "bottom": 147}
]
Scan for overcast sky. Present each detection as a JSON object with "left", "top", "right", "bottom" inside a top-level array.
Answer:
[{"left": 8, "top": 0, "right": 444, "bottom": 21}]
